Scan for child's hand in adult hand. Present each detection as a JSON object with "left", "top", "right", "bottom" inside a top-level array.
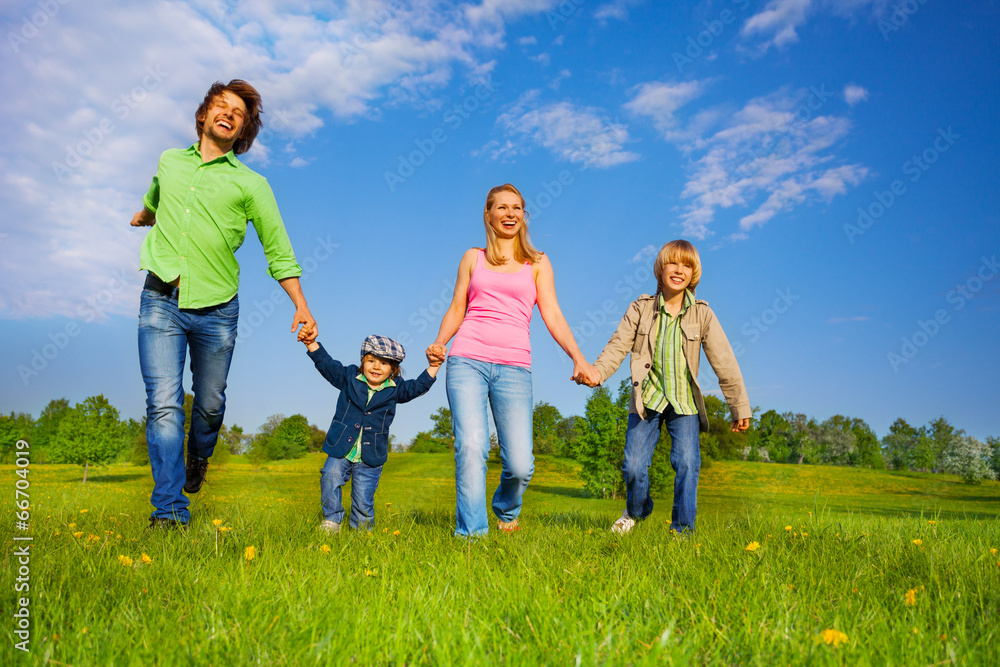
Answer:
[
  {"left": 425, "top": 343, "right": 447, "bottom": 367},
  {"left": 572, "top": 361, "right": 601, "bottom": 387},
  {"left": 298, "top": 323, "right": 317, "bottom": 344},
  {"left": 730, "top": 418, "right": 750, "bottom": 433}
]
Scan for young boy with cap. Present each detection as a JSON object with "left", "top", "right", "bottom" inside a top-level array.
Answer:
[{"left": 303, "top": 333, "right": 443, "bottom": 532}]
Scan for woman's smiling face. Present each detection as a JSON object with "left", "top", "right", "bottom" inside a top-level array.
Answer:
[{"left": 486, "top": 191, "right": 525, "bottom": 239}]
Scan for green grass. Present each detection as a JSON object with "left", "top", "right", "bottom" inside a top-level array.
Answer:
[{"left": 4, "top": 454, "right": 999, "bottom": 665}]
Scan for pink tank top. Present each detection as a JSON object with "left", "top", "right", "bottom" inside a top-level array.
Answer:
[{"left": 449, "top": 249, "right": 537, "bottom": 368}]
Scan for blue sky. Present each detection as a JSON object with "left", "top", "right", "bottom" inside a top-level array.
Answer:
[{"left": 1, "top": 0, "right": 998, "bottom": 444}]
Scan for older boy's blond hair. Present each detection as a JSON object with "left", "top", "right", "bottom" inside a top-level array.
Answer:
[
  {"left": 654, "top": 240, "right": 702, "bottom": 295},
  {"left": 482, "top": 183, "right": 543, "bottom": 266}
]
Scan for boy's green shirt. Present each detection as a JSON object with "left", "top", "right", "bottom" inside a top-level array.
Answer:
[
  {"left": 140, "top": 144, "right": 301, "bottom": 309},
  {"left": 641, "top": 291, "right": 698, "bottom": 416}
]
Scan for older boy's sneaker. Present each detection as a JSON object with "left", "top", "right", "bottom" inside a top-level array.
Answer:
[
  {"left": 184, "top": 458, "right": 209, "bottom": 494},
  {"left": 147, "top": 517, "right": 184, "bottom": 530},
  {"left": 497, "top": 518, "right": 520, "bottom": 533},
  {"left": 319, "top": 520, "right": 340, "bottom": 534},
  {"left": 611, "top": 510, "right": 635, "bottom": 534}
]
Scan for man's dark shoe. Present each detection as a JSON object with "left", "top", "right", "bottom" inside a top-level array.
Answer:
[
  {"left": 184, "top": 457, "right": 209, "bottom": 494},
  {"left": 147, "top": 517, "right": 184, "bottom": 530}
]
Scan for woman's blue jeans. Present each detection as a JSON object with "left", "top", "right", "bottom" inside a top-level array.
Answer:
[
  {"left": 446, "top": 356, "right": 534, "bottom": 537},
  {"left": 320, "top": 456, "right": 384, "bottom": 529},
  {"left": 624, "top": 407, "right": 701, "bottom": 532},
  {"left": 137, "top": 287, "right": 238, "bottom": 523}
]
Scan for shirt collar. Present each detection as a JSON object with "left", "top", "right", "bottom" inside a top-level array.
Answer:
[
  {"left": 658, "top": 290, "right": 694, "bottom": 316},
  {"left": 185, "top": 143, "right": 240, "bottom": 167},
  {"left": 355, "top": 373, "right": 395, "bottom": 391}
]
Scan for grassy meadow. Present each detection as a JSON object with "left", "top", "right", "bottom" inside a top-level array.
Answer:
[{"left": 3, "top": 454, "right": 999, "bottom": 665}]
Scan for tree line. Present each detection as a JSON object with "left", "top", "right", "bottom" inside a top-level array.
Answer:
[{"left": 3, "top": 388, "right": 998, "bottom": 489}]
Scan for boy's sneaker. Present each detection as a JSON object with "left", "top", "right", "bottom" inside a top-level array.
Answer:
[
  {"left": 184, "top": 458, "right": 209, "bottom": 494},
  {"left": 611, "top": 510, "right": 635, "bottom": 534},
  {"left": 319, "top": 520, "right": 340, "bottom": 534},
  {"left": 497, "top": 518, "right": 520, "bottom": 533},
  {"left": 147, "top": 517, "right": 184, "bottom": 530}
]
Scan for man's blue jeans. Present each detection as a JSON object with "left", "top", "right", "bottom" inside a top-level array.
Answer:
[
  {"left": 623, "top": 407, "right": 701, "bottom": 532},
  {"left": 138, "top": 287, "right": 238, "bottom": 523},
  {"left": 446, "top": 355, "right": 534, "bottom": 537},
  {"left": 320, "top": 456, "right": 384, "bottom": 529}
]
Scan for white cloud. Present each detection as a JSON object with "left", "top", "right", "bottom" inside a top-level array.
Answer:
[
  {"left": 491, "top": 91, "right": 640, "bottom": 168},
  {"left": 288, "top": 157, "right": 310, "bottom": 168},
  {"left": 624, "top": 80, "right": 706, "bottom": 141},
  {"left": 843, "top": 83, "right": 869, "bottom": 106},
  {"left": 595, "top": 0, "right": 644, "bottom": 22},
  {"left": 530, "top": 53, "right": 552, "bottom": 66},
  {"left": 741, "top": 0, "right": 887, "bottom": 53},
  {"left": 518, "top": 36, "right": 538, "bottom": 46},
  {"left": 0, "top": 0, "right": 558, "bottom": 319},
  {"left": 631, "top": 86, "right": 868, "bottom": 238}
]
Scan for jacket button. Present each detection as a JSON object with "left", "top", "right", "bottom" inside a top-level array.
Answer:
[
  {"left": 645, "top": 363, "right": 650, "bottom": 369},
  {"left": 354, "top": 423, "right": 360, "bottom": 428},
  {"left": 633, "top": 381, "right": 639, "bottom": 387},
  {"left": 365, "top": 411, "right": 370, "bottom": 415},
  {"left": 347, "top": 437, "right": 353, "bottom": 443}
]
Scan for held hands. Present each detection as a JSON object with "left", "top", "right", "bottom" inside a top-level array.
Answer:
[
  {"left": 297, "top": 322, "right": 319, "bottom": 351},
  {"left": 292, "top": 307, "right": 317, "bottom": 343},
  {"left": 572, "top": 361, "right": 602, "bottom": 388},
  {"left": 425, "top": 343, "right": 447, "bottom": 368}
]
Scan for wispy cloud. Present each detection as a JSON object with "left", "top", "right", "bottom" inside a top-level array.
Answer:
[
  {"left": 595, "top": 0, "right": 644, "bottom": 23},
  {"left": 741, "top": 0, "right": 889, "bottom": 53},
  {"left": 629, "top": 83, "right": 867, "bottom": 239},
  {"left": 623, "top": 80, "right": 707, "bottom": 141},
  {"left": 489, "top": 90, "right": 640, "bottom": 168},
  {"left": 843, "top": 84, "right": 869, "bottom": 106}
]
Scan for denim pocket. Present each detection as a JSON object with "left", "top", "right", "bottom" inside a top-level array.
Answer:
[{"left": 211, "top": 295, "right": 239, "bottom": 319}]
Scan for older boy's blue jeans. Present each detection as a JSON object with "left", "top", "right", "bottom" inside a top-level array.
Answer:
[
  {"left": 138, "top": 287, "right": 238, "bottom": 524},
  {"left": 447, "top": 356, "right": 534, "bottom": 537},
  {"left": 321, "top": 456, "right": 384, "bottom": 529},
  {"left": 624, "top": 407, "right": 701, "bottom": 532}
]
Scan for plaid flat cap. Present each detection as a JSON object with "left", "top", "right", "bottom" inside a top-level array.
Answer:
[{"left": 360, "top": 335, "right": 406, "bottom": 363}]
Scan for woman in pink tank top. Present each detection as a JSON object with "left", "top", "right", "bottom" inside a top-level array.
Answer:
[{"left": 426, "top": 183, "right": 597, "bottom": 537}]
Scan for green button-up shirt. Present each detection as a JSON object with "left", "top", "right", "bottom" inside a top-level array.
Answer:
[
  {"left": 140, "top": 144, "right": 301, "bottom": 309},
  {"left": 641, "top": 291, "right": 698, "bottom": 416}
]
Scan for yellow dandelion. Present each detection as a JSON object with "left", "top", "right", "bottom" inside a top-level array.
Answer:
[
  {"left": 990, "top": 548, "right": 997, "bottom": 555},
  {"left": 927, "top": 520, "right": 937, "bottom": 525},
  {"left": 911, "top": 627, "right": 919, "bottom": 634},
  {"left": 382, "top": 527, "right": 388, "bottom": 533},
  {"left": 364, "top": 568, "right": 377, "bottom": 577},
  {"left": 80, "top": 509, "right": 88, "bottom": 514},
  {"left": 140, "top": 553, "right": 152, "bottom": 565},
  {"left": 118, "top": 555, "right": 133, "bottom": 567},
  {"left": 393, "top": 530, "right": 400, "bottom": 536},
  {"left": 785, "top": 525, "right": 792, "bottom": 531},
  {"left": 320, "top": 544, "right": 331, "bottom": 554},
  {"left": 68, "top": 523, "right": 76, "bottom": 528},
  {"left": 87, "top": 534, "right": 100, "bottom": 543},
  {"left": 385, "top": 502, "right": 392, "bottom": 508},
  {"left": 912, "top": 539, "right": 923, "bottom": 546},
  {"left": 220, "top": 526, "right": 232, "bottom": 533},
  {"left": 81, "top": 628, "right": 88, "bottom": 634},
  {"left": 745, "top": 541, "right": 761, "bottom": 552},
  {"left": 244, "top": 545, "right": 256, "bottom": 561},
  {"left": 820, "top": 629, "right": 848, "bottom": 647},
  {"left": 212, "top": 519, "right": 223, "bottom": 527},
  {"left": 905, "top": 588, "right": 917, "bottom": 606},
  {"left": 787, "top": 584, "right": 796, "bottom": 590},
  {"left": 801, "top": 532, "right": 808, "bottom": 537},
  {"left": 72, "top": 531, "right": 84, "bottom": 539}
]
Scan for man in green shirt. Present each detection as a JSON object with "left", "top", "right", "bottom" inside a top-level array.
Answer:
[{"left": 130, "top": 80, "right": 317, "bottom": 528}]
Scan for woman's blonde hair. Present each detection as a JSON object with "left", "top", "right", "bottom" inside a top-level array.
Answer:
[
  {"left": 653, "top": 240, "right": 702, "bottom": 295},
  {"left": 482, "top": 183, "right": 543, "bottom": 266}
]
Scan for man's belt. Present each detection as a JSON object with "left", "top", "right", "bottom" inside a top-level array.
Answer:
[{"left": 144, "top": 272, "right": 177, "bottom": 298}]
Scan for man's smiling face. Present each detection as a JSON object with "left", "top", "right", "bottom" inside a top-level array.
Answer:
[{"left": 198, "top": 90, "right": 246, "bottom": 149}]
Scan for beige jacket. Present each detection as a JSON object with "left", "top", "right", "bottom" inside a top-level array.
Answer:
[{"left": 593, "top": 294, "right": 751, "bottom": 432}]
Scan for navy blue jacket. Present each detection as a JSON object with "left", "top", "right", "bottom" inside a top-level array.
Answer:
[{"left": 308, "top": 343, "right": 435, "bottom": 467}]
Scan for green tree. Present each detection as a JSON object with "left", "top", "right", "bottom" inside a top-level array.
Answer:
[
  {"left": 307, "top": 423, "right": 326, "bottom": 452},
  {"left": 926, "top": 416, "right": 956, "bottom": 472},
  {"left": 986, "top": 436, "right": 1000, "bottom": 479},
  {"left": 128, "top": 417, "right": 149, "bottom": 466},
  {"left": 532, "top": 401, "right": 563, "bottom": 455},
  {"left": 813, "top": 416, "right": 857, "bottom": 466},
  {"left": 699, "top": 395, "right": 745, "bottom": 461},
  {"left": 756, "top": 409, "right": 790, "bottom": 462},
  {"left": 1, "top": 412, "right": 34, "bottom": 463},
  {"left": 34, "top": 398, "right": 70, "bottom": 457},
  {"left": 49, "top": 395, "right": 128, "bottom": 483},
  {"left": 578, "top": 384, "right": 625, "bottom": 499},
  {"left": 263, "top": 414, "right": 311, "bottom": 460},
  {"left": 555, "top": 415, "right": 586, "bottom": 458},
  {"left": 219, "top": 424, "right": 249, "bottom": 455},
  {"left": 881, "top": 418, "right": 925, "bottom": 470},
  {"left": 409, "top": 407, "right": 454, "bottom": 453}
]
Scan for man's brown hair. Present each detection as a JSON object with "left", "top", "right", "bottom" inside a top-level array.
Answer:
[{"left": 194, "top": 80, "right": 263, "bottom": 155}]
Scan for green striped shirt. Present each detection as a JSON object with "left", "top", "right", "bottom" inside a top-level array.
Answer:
[
  {"left": 140, "top": 144, "right": 302, "bottom": 309},
  {"left": 345, "top": 375, "right": 395, "bottom": 463},
  {"left": 641, "top": 291, "right": 698, "bottom": 416}
]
